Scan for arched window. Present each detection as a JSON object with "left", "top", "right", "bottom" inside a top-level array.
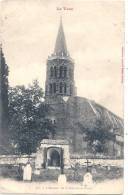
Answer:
[
  {"left": 53, "top": 83, "right": 56, "bottom": 93},
  {"left": 64, "top": 83, "right": 67, "bottom": 94},
  {"left": 59, "top": 66, "right": 63, "bottom": 78},
  {"left": 64, "top": 67, "right": 67, "bottom": 78},
  {"left": 50, "top": 67, "right": 54, "bottom": 77},
  {"left": 60, "top": 82, "right": 63, "bottom": 93},
  {"left": 54, "top": 66, "right": 57, "bottom": 78},
  {"left": 60, "top": 66, "right": 67, "bottom": 78},
  {"left": 49, "top": 84, "right": 52, "bottom": 94}
]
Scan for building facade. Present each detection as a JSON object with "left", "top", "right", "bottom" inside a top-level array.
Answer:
[{"left": 43, "top": 19, "right": 123, "bottom": 158}]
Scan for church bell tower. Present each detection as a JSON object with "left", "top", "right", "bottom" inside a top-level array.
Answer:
[{"left": 45, "top": 18, "right": 76, "bottom": 100}]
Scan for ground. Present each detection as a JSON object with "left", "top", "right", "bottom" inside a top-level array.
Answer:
[
  {"left": 0, "top": 165, "right": 123, "bottom": 181},
  {"left": 0, "top": 165, "right": 123, "bottom": 194},
  {"left": 0, "top": 177, "right": 123, "bottom": 194}
]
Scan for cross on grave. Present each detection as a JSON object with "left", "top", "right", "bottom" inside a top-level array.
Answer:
[{"left": 84, "top": 159, "right": 92, "bottom": 172}]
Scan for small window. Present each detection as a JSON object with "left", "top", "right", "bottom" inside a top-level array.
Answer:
[
  {"left": 60, "top": 82, "right": 63, "bottom": 93},
  {"left": 64, "top": 67, "right": 67, "bottom": 78},
  {"left": 64, "top": 83, "right": 67, "bottom": 94},
  {"left": 49, "top": 84, "right": 52, "bottom": 94},
  {"left": 53, "top": 83, "right": 56, "bottom": 93},
  {"left": 59, "top": 66, "right": 63, "bottom": 78},
  {"left": 50, "top": 67, "right": 54, "bottom": 77},
  {"left": 54, "top": 66, "right": 57, "bottom": 78}
]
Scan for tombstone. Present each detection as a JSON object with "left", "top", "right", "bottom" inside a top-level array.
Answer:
[
  {"left": 107, "top": 165, "right": 111, "bottom": 171},
  {"left": 34, "top": 169, "right": 40, "bottom": 175},
  {"left": 58, "top": 174, "right": 67, "bottom": 187},
  {"left": 23, "top": 162, "right": 32, "bottom": 181},
  {"left": 83, "top": 172, "right": 93, "bottom": 188},
  {"left": 91, "top": 167, "right": 97, "bottom": 174}
]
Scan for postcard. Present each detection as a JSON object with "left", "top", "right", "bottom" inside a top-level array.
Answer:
[{"left": 0, "top": 0, "right": 124, "bottom": 194}]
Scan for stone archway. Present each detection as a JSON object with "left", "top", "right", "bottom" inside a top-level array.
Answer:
[
  {"left": 47, "top": 147, "right": 61, "bottom": 167},
  {"left": 50, "top": 150, "right": 60, "bottom": 166}
]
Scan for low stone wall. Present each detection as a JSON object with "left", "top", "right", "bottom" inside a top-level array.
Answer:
[
  {"left": 0, "top": 155, "right": 35, "bottom": 165},
  {"left": 70, "top": 158, "right": 123, "bottom": 167},
  {"left": 0, "top": 155, "right": 123, "bottom": 168}
]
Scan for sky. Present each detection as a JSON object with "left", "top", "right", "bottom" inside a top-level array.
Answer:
[{"left": 0, "top": 0, "right": 124, "bottom": 117}]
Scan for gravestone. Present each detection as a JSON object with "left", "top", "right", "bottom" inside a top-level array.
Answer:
[
  {"left": 34, "top": 169, "right": 40, "bottom": 175},
  {"left": 83, "top": 172, "right": 93, "bottom": 188},
  {"left": 91, "top": 167, "right": 97, "bottom": 174},
  {"left": 58, "top": 174, "right": 67, "bottom": 187},
  {"left": 23, "top": 163, "right": 32, "bottom": 181},
  {"left": 107, "top": 166, "right": 111, "bottom": 171}
]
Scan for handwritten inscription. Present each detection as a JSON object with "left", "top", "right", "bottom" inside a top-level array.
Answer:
[{"left": 57, "top": 7, "right": 74, "bottom": 11}]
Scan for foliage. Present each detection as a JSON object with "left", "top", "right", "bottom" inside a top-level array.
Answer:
[
  {"left": 8, "top": 80, "right": 56, "bottom": 154},
  {"left": 78, "top": 117, "right": 115, "bottom": 154},
  {"left": 71, "top": 163, "right": 80, "bottom": 181},
  {"left": 0, "top": 48, "right": 9, "bottom": 147}
]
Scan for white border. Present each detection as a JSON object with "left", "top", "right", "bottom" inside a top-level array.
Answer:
[{"left": 124, "top": 1, "right": 128, "bottom": 195}]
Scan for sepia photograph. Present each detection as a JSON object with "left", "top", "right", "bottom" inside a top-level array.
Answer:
[{"left": 0, "top": 0, "right": 124, "bottom": 194}]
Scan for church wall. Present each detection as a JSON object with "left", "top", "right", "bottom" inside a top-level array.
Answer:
[
  {"left": 44, "top": 96, "right": 97, "bottom": 153},
  {"left": 44, "top": 95, "right": 123, "bottom": 157}
]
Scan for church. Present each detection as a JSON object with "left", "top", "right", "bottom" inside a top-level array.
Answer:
[{"left": 42, "top": 18, "right": 123, "bottom": 159}]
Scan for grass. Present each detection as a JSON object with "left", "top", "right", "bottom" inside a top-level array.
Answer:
[{"left": 0, "top": 164, "right": 123, "bottom": 182}]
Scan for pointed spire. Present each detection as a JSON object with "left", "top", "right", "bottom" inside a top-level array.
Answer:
[
  {"left": 0, "top": 43, "right": 6, "bottom": 65},
  {"left": 0, "top": 43, "right": 2, "bottom": 54},
  {"left": 54, "top": 17, "right": 68, "bottom": 57}
]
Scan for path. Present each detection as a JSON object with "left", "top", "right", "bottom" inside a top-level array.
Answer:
[{"left": 0, "top": 178, "right": 123, "bottom": 194}]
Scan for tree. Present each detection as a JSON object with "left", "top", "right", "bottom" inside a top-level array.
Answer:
[
  {"left": 0, "top": 46, "right": 9, "bottom": 149},
  {"left": 71, "top": 163, "right": 80, "bottom": 181},
  {"left": 8, "top": 80, "right": 56, "bottom": 154},
  {"left": 78, "top": 117, "right": 115, "bottom": 154}
]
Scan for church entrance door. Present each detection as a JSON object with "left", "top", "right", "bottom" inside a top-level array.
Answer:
[
  {"left": 50, "top": 150, "right": 60, "bottom": 166},
  {"left": 47, "top": 147, "right": 61, "bottom": 167}
]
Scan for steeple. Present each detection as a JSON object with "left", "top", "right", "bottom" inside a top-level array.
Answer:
[
  {"left": 45, "top": 18, "right": 76, "bottom": 100},
  {"left": 54, "top": 17, "right": 68, "bottom": 57},
  {"left": 0, "top": 43, "right": 5, "bottom": 64}
]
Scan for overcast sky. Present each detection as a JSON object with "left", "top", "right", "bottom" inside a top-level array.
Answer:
[{"left": 1, "top": 0, "right": 124, "bottom": 117}]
